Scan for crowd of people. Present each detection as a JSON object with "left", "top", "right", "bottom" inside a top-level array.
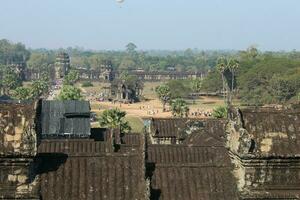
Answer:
[{"left": 190, "top": 110, "right": 212, "bottom": 117}]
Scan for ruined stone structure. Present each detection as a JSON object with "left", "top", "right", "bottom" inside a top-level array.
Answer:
[
  {"left": 24, "top": 68, "right": 205, "bottom": 82},
  {"left": 0, "top": 100, "right": 147, "bottom": 200},
  {"left": 1, "top": 101, "right": 300, "bottom": 199},
  {"left": 129, "top": 71, "right": 206, "bottom": 82},
  {"left": 0, "top": 101, "right": 39, "bottom": 199},
  {"left": 226, "top": 106, "right": 300, "bottom": 199},
  {"left": 75, "top": 60, "right": 114, "bottom": 82},
  {"left": 147, "top": 118, "right": 225, "bottom": 144},
  {"left": 22, "top": 57, "right": 205, "bottom": 82},
  {"left": 74, "top": 70, "right": 206, "bottom": 82},
  {"left": 114, "top": 82, "right": 141, "bottom": 103},
  {"left": 24, "top": 66, "right": 55, "bottom": 81},
  {"left": 55, "top": 52, "right": 70, "bottom": 79},
  {"left": 0, "top": 63, "right": 26, "bottom": 83}
]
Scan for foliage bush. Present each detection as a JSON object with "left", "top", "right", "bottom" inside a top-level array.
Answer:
[
  {"left": 170, "top": 98, "right": 189, "bottom": 118},
  {"left": 57, "top": 85, "right": 82, "bottom": 100},
  {"left": 212, "top": 106, "right": 227, "bottom": 119},
  {"left": 81, "top": 81, "right": 93, "bottom": 87}
]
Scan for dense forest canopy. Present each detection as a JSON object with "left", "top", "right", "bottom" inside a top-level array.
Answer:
[
  {"left": 0, "top": 39, "right": 30, "bottom": 65},
  {"left": 0, "top": 39, "right": 300, "bottom": 105}
]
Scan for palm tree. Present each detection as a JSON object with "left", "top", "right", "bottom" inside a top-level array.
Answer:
[
  {"left": 170, "top": 98, "right": 189, "bottom": 118},
  {"left": 99, "top": 108, "right": 131, "bottom": 152},
  {"left": 216, "top": 57, "right": 239, "bottom": 105},
  {"left": 228, "top": 58, "right": 239, "bottom": 103},
  {"left": 216, "top": 57, "right": 228, "bottom": 103},
  {"left": 99, "top": 108, "right": 131, "bottom": 134}
]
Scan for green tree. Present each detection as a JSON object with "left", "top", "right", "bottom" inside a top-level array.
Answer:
[
  {"left": 58, "top": 85, "right": 82, "bottom": 100},
  {"left": 88, "top": 54, "right": 105, "bottom": 70},
  {"left": 0, "top": 66, "right": 22, "bottom": 95},
  {"left": 31, "top": 78, "right": 49, "bottom": 99},
  {"left": 269, "top": 75, "right": 297, "bottom": 103},
  {"left": 216, "top": 57, "right": 227, "bottom": 99},
  {"left": 0, "top": 39, "right": 30, "bottom": 65},
  {"left": 99, "top": 108, "right": 131, "bottom": 134},
  {"left": 27, "top": 52, "right": 55, "bottom": 70},
  {"left": 167, "top": 80, "right": 192, "bottom": 99},
  {"left": 228, "top": 58, "right": 239, "bottom": 102},
  {"left": 212, "top": 106, "right": 227, "bottom": 119},
  {"left": 192, "top": 78, "right": 202, "bottom": 93},
  {"left": 170, "top": 98, "right": 189, "bottom": 118},
  {"left": 155, "top": 84, "right": 171, "bottom": 112},
  {"left": 119, "top": 56, "right": 136, "bottom": 70},
  {"left": 12, "top": 87, "right": 32, "bottom": 100},
  {"left": 126, "top": 42, "right": 137, "bottom": 55},
  {"left": 216, "top": 57, "right": 239, "bottom": 105},
  {"left": 63, "top": 70, "right": 79, "bottom": 85},
  {"left": 201, "top": 70, "right": 223, "bottom": 92}
]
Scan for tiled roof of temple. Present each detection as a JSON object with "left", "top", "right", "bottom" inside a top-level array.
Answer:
[
  {"left": 228, "top": 106, "right": 300, "bottom": 157},
  {"left": 41, "top": 100, "right": 91, "bottom": 137},
  {"left": 227, "top": 106, "right": 300, "bottom": 200},
  {"left": 146, "top": 120, "right": 239, "bottom": 200},
  {"left": 37, "top": 133, "right": 146, "bottom": 200},
  {"left": 149, "top": 118, "right": 226, "bottom": 140},
  {"left": 2, "top": 100, "right": 300, "bottom": 200}
]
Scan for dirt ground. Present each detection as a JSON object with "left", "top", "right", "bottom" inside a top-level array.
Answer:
[{"left": 79, "top": 81, "right": 233, "bottom": 119}]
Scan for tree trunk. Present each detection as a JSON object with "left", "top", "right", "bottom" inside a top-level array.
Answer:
[
  {"left": 162, "top": 101, "right": 166, "bottom": 112},
  {"left": 221, "top": 73, "right": 226, "bottom": 103},
  {"left": 230, "top": 71, "right": 234, "bottom": 105}
]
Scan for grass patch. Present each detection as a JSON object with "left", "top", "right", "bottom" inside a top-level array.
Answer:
[{"left": 126, "top": 116, "right": 144, "bottom": 133}]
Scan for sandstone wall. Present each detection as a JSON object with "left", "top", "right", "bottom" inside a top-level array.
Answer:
[
  {"left": 0, "top": 102, "right": 39, "bottom": 199},
  {"left": 226, "top": 106, "right": 300, "bottom": 199}
]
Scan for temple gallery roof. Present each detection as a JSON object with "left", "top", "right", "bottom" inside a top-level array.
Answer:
[
  {"left": 41, "top": 100, "right": 91, "bottom": 137},
  {"left": 235, "top": 107, "right": 300, "bottom": 157},
  {"left": 2, "top": 100, "right": 300, "bottom": 200},
  {"left": 149, "top": 118, "right": 226, "bottom": 140},
  {"left": 37, "top": 132, "right": 146, "bottom": 200},
  {"left": 146, "top": 121, "right": 239, "bottom": 200}
]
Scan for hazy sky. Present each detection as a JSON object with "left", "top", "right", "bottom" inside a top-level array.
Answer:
[{"left": 1, "top": 0, "right": 300, "bottom": 50}]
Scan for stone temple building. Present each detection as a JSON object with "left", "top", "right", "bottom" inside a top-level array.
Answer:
[
  {"left": 0, "top": 100, "right": 300, "bottom": 200},
  {"left": 55, "top": 52, "right": 70, "bottom": 79}
]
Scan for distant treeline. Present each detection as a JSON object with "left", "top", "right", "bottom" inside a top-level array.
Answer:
[
  {"left": 202, "top": 47, "right": 300, "bottom": 105},
  {"left": 1, "top": 39, "right": 300, "bottom": 105}
]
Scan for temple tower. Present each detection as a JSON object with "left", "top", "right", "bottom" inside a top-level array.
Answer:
[
  {"left": 99, "top": 60, "right": 113, "bottom": 81},
  {"left": 55, "top": 52, "right": 70, "bottom": 79}
]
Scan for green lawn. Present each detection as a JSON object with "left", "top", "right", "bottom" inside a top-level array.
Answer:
[{"left": 125, "top": 116, "right": 144, "bottom": 133}]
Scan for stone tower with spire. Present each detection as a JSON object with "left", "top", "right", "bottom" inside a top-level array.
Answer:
[{"left": 55, "top": 52, "right": 70, "bottom": 79}]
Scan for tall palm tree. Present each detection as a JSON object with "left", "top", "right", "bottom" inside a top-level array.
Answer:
[
  {"left": 99, "top": 108, "right": 131, "bottom": 152},
  {"left": 170, "top": 98, "right": 189, "bottom": 118},
  {"left": 228, "top": 58, "right": 239, "bottom": 103},
  {"left": 216, "top": 57, "right": 239, "bottom": 105},
  {"left": 216, "top": 57, "right": 228, "bottom": 103},
  {"left": 99, "top": 108, "right": 131, "bottom": 134}
]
